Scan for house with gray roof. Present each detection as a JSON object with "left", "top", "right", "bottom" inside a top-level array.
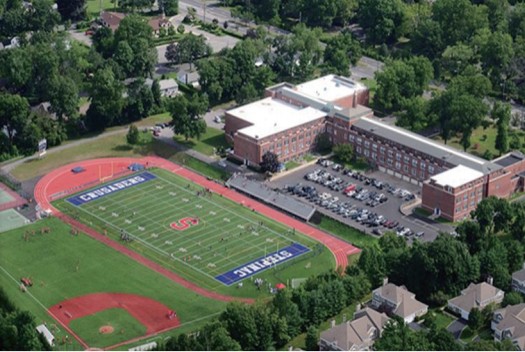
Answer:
[
  {"left": 319, "top": 307, "right": 390, "bottom": 351},
  {"left": 492, "top": 303, "right": 525, "bottom": 350},
  {"left": 448, "top": 282, "right": 505, "bottom": 320},
  {"left": 370, "top": 281, "right": 428, "bottom": 323},
  {"left": 512, "top": 267, "right": 525, "bottom": 295}
]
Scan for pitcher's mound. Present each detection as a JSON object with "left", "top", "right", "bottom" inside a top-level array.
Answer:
[{"left": 99, "top": 325, "right": 114, "bottom": 334}]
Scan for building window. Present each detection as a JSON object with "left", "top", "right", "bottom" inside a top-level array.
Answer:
[
  {"left": 456, "top": 198, "right": 461, "bottom": 204},
  {"left": 388, "top": 150, "right": 393, "bottom": 157},
  {"left": 357, "top": 137, "right": 362, "bottom": 145},
  {"left": 420, "top": 171, "right": 425, "bottom": 178},
  {"left": 411, "top": 168, "right": 417, "bottom": 176},
  {"left": 379, "top": 156, "right": 385, "bottom": 162},
  {"left": 364, "top": 141, "right": 370, "bottom": 148},
  {"left": 403, "top": 165, "right": 408, "bottom": 172},
  {"left": 404, "top": 156, "right": 410, "bottom": 163},
  {"left": 372, "top": 143, "right": 378, "bottom": 151},
  {"left": 395, "top": 161, "right": 401, "bottom": 170},
  {"left": 356, "top": 146, "right": 362, "bottom": 153},
  {"left": 387, "top": 158, "right": 393, "bottom": 166},
  {"left": 420, "top": 162, "right": 426, "bottom": 170},
  {"left": 380, "top": 146, "right": 386, "bottom": 154},
  {"left": 412, "top": 159, "right": 418, "bottom": 167},
  {"left": 334, "top": 130, "right": 337, "bottom": 135},
  {"left": 464, "top": 194, "right": 468, "bottom": 200},
  {"left": 364, "top": 150, "right": 370, "bottom": 157},
  {"left": 396, "top": 153, "right": 402, "bottom": 161},
  {"left": 464, "top": 204, "right": 468, "bottom": 210},
  {"left": 349, "top": 135, "right": 355, "bottom": 142},
  {"left": 372, "top": 152, "right": 377, "bottom": 160},
  {"left": 470, "top": 201, "right": 475, "bottom": 206},
  {"left": 428, "top": 165, "right": 435, "bottom": 174}
]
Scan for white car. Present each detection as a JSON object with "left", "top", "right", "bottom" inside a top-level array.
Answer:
[{"left": 218, "top": 160, "right": 227, "bottom": 168}]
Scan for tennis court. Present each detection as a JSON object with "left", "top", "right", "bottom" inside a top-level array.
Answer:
[
  {"left": 56, "top": 168, "right": 318, "bottom": 286},
  {"left": 0, "top": 188, "right": 14, "bottom": 205},
  {"left": 0, "top": 209, "right": 29, "bottom": 233}
]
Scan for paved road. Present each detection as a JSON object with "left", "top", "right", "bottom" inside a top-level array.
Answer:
[{"left": 447, "top": 319, "right": 467, "bottom": 340}]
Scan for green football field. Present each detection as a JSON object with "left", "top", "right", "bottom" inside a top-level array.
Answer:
[
  {"left": 0, "top": 217, "right": 227, "bottom": 350},
  {"left": 55, "top": 168, "right": 334, "bottom": 295}
]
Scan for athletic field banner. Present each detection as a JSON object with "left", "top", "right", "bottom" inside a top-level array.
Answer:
[
  {"left": 67, "top": 172, "right": 157, "bottom": 206},
  {"left": 215, "top": 243, "right": 311, "bottom": 285}
]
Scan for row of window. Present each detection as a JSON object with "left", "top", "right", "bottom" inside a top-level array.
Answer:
[
  {"left": 352, "top": 135, "right": 435, "bottom": 174},
  {"left": 455, "top": 198, "right": 482, "bottom": 213}
]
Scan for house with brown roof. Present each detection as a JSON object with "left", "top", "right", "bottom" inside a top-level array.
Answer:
[
  {"left": 492, "top": 303, "right": 525, "bottom": 350},
  {"left": 319, "top": 307, "right": 390, "bottom": 351},
  {"left": 148, "top": 15, "right": 172, "bottom": 36},
  {"left": 512, "top": 267, "right": 525, "bottom": 295},
  {"left": 370, "top": 282, "right": 428, "bottom": 323},
  {"left": 448, "top": 282, "right": 505, "bottom": 320},
  {"left": 100, "top": 11, "right": 126, "bottom": 31}
]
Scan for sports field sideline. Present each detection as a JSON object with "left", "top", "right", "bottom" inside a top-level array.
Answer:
[{"left": 56, "top": 168, "right": 320, "bottom": 286}]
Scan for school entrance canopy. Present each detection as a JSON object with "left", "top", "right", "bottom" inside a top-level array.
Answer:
[{"left": 226, "top": 174, "right": 316, "bottom": 221}]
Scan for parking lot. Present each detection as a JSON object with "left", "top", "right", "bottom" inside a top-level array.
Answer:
[{"left": 269, "top": 161, "right": 453, "bottom": 243}]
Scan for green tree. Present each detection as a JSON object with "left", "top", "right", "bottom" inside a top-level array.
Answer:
[
  {"left": 114, "top": 15, "right": 157, "bottom": 77},
  {"left": 0, "top": 93, "right": 30, "bottom": 148},
  {"left": 305, "top": 326, "right": 319, "bottom": 351},
  {"left": 85, "top": 65, "right": 125, "bottom": 131},
  {"left": 169, "top": 94, "right": 208, "bottom": 141},
  {"left": 323, "top": 31, "right": 362, "bottom": 76},
  {"left": 165, "top": 34, "right": 212, "bottom": 70},
  {"left": 357, "top": 0, "right": 408, "bottom": 45},
  {"left": 151, "top": 78, "right": 162, "bottom": 107},
  {"left": 271, "top": 289, "right": 303, "bottom": 337},
  {"left": 493, "top": 102, "right": 511, "bottom": 155},
  {"left": 196, "top": 321, "right": 241, "bottom": 351},
  {"left": 503, "top": 291, "right": 523, "bottom": 307},
  {"left": 396, "top": 97, "right": 433, "bottom": 132},
  {"left": 333, "top": 144, "right": 354, "bottom": 165},
  {"left": 374, "top": 318, "right": 431, "bottom": 350},
  {"left": 432, "top": 0, "right": 489, "bottom": 47},
  {"left": 358, "top": 246, "right": 386, "bottom": 288},
  {"left": 374, "top": 57, "right": 433, "bottom": 114},
  {"left": 159, "top": 0, "right": 178, "bottom": 16},
  {"left": 260, "top": 151, "right": 280, "bottom": 173},
  {"left": 126, "top": 124, "right": 140, "bottom": 144},
  {"left": 468, "top": 307, "right": 483, "bottom": 331},
  {"left": 271, "top": 24, "right": 323, "bottom": 82},
  {"left": 28, "top": 0, "right": 60, "bottom": 33},
  {"left": 124, "top": 79, "right": 154, "bottom": 122},
  {"left": 56, "top": 0, "right": 86, "bottom": 21},
  {"left": 49, "top": 76, "right": 79, "bottom": 122}
]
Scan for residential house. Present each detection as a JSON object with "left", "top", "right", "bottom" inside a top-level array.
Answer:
[
  {"left": 145, "top": 78, "right": 179, "bottom": 97},
  {"left": 31, "top": 102, "right": 57, "bottom": 120},
  {"left": 512, "top": 267, "right": 525, "bottom": 295},
  {"left": 148, "top": 15, "right": 172, "bottom": 37},
  {"left": 99, "top": 11, "right": 126, "bottom": 31},
  {"left": 492, "top": 303, "right": 525, "bottom": 350},
  {"left": 370, "top": 282, "right": 428, "bottom": 323},
  {"left": 319, "top": 308, "right": 390, "bottom": 351},
  {"left": 448, "top": 282, "right": 505, "bottom": 320}
]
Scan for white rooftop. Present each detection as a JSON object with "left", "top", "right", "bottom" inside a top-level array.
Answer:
[
  {"left": 295, "top": 74, "right": 366, "bottom": 102},
  {"left": 227, "top": 97, "right": 326, "bottom": 139},
  {"left": 430, "top": 165, "right": 484, "bottom": 188}
]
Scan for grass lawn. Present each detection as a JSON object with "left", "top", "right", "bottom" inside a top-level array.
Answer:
[
  {"left": 86, "top": 0, "right": 115, "bottom": 16},
  {"left": 70, "top": 308, "right": 146, "bottom": 348},
  {"left": 460, "top": 326, "right": 476, "bottom": 342},
  {"left": 433, "top": 124, "right": 499, "bottom": 159},
  {"left": 11, "top": 131, "right": 153, "bottom": 181},
  {"left": 285, "top": 160, "right": 301, "bottom": 171},
  {"left": 0, "top": 217, "right": 226, "bottom": 348},
  {"left": 431, "top": 310, "right": 455, "bottom": 330},
  {"left": 173, "top": 127, "right": 228, "bottom": 156},
  {"left": 54, "top": 168, "right": 335, "bottom": 298},
  {"left": 303, "top": 154, "right": 317, "bottom": 163},
  {"left": 413, "top": 207, "right": 454, "bottom": 225},
  {"left": 315, "top": 215, "right": 377, "bottom": 249}
]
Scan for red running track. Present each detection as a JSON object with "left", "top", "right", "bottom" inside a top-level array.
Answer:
[{"left": 34, "top": 156, "right": 360, "bottom": 289}]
